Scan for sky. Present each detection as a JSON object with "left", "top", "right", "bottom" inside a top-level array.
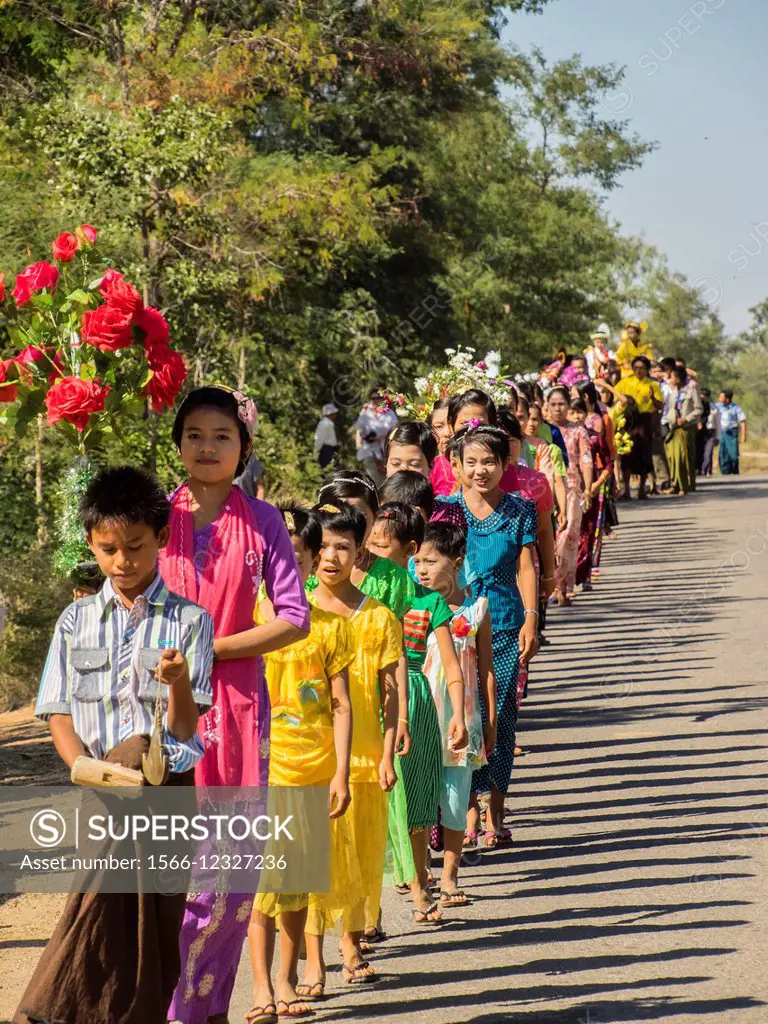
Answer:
[{"left": 502, "top": 0, "right": 768, "bottom": 335}]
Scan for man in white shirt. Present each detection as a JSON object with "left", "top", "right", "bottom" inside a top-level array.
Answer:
[{"left": 314, "top": 402, "right": 340, "bottom": 468}]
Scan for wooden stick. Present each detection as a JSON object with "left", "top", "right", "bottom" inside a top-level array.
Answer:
[{"left": 70, "top": 755, "right": 144, "bottom": 788}]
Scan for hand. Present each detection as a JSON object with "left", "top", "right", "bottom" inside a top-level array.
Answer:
[
  {"left": 378, "top": 756, "right": 398, "bottom": 792},
  {"left": 590, "top": 481, "right": 601, "bottom": 497},
  {"left": 557, "top": 509, "right": 567, "bottom": 530},
  {"left": 155, "top": 648, "right": 189, "bottom": 688},
  {"left": 395, "top": 719, "right": 411, "bottom": 756},
  {"left": 329, "top": 772, "right": 351, "bottom": 819},
  {"left": 541, "top": 575, "right": 555, "bottom": 600},
  {"left": 447, "top": 716, "right": 468, "bottom": 753},
  {"left": 582, "top": 491, "right": 593, "bottom": 509},
  {"left": 519, "top": 620, "right": 538, "bottom": 664},
  {"left": 483, "top": 720, "right": 497, "bottom": 757}
]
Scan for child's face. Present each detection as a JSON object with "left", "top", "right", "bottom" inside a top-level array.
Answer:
[
  {"left": 317, "top": 529, "right": 359, "bottom": 586},
  {"left": 341, "top": 495, "right": 375, "bottom": 543},
  {"left": 526, "top": 410, "right": 541, "bottom": 435},
  {"left": 179, "top": 407, "right": 246, "bottom": 485},
  {"left": 453, "top": 404, "right": 489, "bottom": 431},
  {"left": 571, "top": 358, "right": 587, "bottom": 375},
  {"left": 291, "top": 535, "right": 320, "bottom": 586},
  {"left": 87, "top": 521, "right": 168, "bottom": 597},
  {"left": 430, "top": 407, "right": 452, "bottom": 454},
  {"left": 385, "top": 443, "right": 430, "bottom": 478},
  {"left": 366, "top": 519, "right": 414, "bottom": 568},
  {"left": 567, "top": 408, "right": 586, "bottom": 427},
  {"left": 414, "top": 542, "right": 458, "bottom": 597},
  {"left": 508, "top": 436, "right": 522, "bottom": 464},
  {"left": 462, "top": 442, "right": 504, "bottom": 494}
]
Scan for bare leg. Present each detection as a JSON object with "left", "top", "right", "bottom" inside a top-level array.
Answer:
[
  {"left": 274, "top": 908, "right": 312, "bottom": 1012},
  {"left": 247, "top": 909, "right": 277, "bottom": 1016},
  {"left": 300, "top": 931, "right": 326, "bottom": 996},
  {"left": 441, "top": 827, "right": 465, "bottom": 898},
  {"left": 409, "top": 828, "right": 440, "bottom": 921}
]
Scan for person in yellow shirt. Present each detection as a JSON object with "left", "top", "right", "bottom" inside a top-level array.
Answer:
[
  {"left": 615, "top": 321, "right": 654, "bottom": 377},
  {"left": 248, "top": 504, "right": 355, "bottom": 1020},
  {"left": 614, "top": 356, "right": 663, "bottom": 499}
]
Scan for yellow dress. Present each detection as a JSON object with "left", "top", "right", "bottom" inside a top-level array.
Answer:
[
  {"left": 615, "top": 335, "right": 654, "bottom": 377},
  {"left": 306, "top": 593, "right": 403, "bottom": 935},
  {"left": 615, "top": 374, "right": 662, "bottom": 414},
  {"left": 253, "top": 602, "right": 358, "bottom": 918}
]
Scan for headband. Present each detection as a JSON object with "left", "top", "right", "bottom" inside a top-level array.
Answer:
[{"left": 326, "top": 475, "right": 378, "bottom": 493}]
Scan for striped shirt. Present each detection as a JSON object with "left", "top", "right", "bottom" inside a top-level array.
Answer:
[{"left": 35, "top": 574, "right": 214, "bottom": 773}]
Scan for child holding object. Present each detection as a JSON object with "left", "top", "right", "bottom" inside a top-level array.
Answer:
[
  {"left": 308, "top": 502, "right": 402, "bottom": 985},
  {"left": 415, "top": 522, "right": 496, "bottom": 883},
  {"left": 248, "top": 506, "right": 355, "bottom": 1021},
  {"left": 14, "top": 466, "right": 214, "bottom": 1024}
]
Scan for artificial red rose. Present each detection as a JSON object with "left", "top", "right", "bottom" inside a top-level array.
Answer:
[
  {"left": 138, "top": 306, "right": 170, "bottom": 347},
  {"left": 78, "top": 224, "right": 98, "bottom": 245},
  {"left": 98, "top": 269, "right": 124, "bottom": 296},
  {"left": 143, "top": 344, "right": 187, "bottom": 412},
  {"left": 0, "top": 359, "right": 18, "bottom": 403},
  {"left": 102, "top": 276, "right": 143, "bottom": 321},
  {"left": 81, "top": 304, "right": 134, "bottom": 352},
  {"left": 52, "top": 231, "right": 79, "bottom": 262},
  {"left": 0, "top": 273, "right": 5, "bottom": 303},
  {"left": 12, "top": 261, "right": 60, "bottom": 306},
  {"left": 45, "top": 376, "right": 109, "bottom": 432},
  {"left": 451, "top": 615, "right": 472, "bottom": 638}
]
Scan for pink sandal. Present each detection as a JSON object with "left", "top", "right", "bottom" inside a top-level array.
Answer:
[{"left": 483, "top": 830, "right": 499, "bottom": 849}]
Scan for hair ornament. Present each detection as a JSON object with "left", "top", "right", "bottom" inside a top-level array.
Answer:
[
  {"left": 210, "top": 382, "right": 259, "bottom": 437},
  {"left": 318, "top": 503, "right": 341, "bottom": 514},
  {"left": 330, "top": 475, "right": 378, "bottom": 493},
  {"left": 283, "top": 510, "right": 296, "bottom": 533}
]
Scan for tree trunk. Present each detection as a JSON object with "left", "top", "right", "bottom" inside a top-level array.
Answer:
[
  {"left": 35, "top": 415, "right": 47, "bottom": 547},
  {"left": 238, "top": 345, "right": 246, "bottom": 390}
]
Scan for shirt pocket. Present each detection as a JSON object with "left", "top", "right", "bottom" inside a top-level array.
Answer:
[
  {"left": 137, "top": 647, "right": 168, "bottom": 708},
  {"left": 71, "top": 648, "right": 109, "bottom": 702}
]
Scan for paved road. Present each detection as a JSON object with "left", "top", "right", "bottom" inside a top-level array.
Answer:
[{"left": 231, "top": 475, "right": 768, "bottom": 1024}]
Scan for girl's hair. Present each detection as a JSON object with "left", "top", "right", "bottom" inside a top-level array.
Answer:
[
  {"left": 532, "top": 383, "right": 545, "bottom": 405},
  {"left": 497, "top": 407, "right": 523, "bottom": 441},
  {"left": 374, "top": 502, "right": 425, "bottom": 548},
  {"left": 515, "top": 394, "right": 530, "bottom": 418},
  {"left": 379, "top": 470, "right": 435, "bottom": 519},
  {"left": 384, "top": 421, "right": 438, "bottom": 468},
  {"left": 313, "top": 500, "right": 368, "bottom": 547},
  {"left": 515, "top": 381, "right": 534, "bottom": 402},
  {"left": 427, "top": 397, "right": 451, "bottom": 425},
  {"left": 317, "top": 468, "right": 380, "bottom": 514},
  {"left": 172, "top": 386, "right": 252, "bottom": 476},
  {"left": 632, "top": 355, "right": 651, "bottom": 372},
  {"left": 422, "top": 521, "right": 466, "bottom": 560},
  {"left": 447, "top": 388, "right": 498, "bottom": 428},
  {"left": 454, "top": 424, "right": 509, "bottom": 464},
  {"left": 576, "top": 380, "right": 599, "bottom": 409},
  {"left": 277, "top": 503, "right": 322, "bottom": 557},
  {"left": 528, "top": 402, "right": 543, "bottom": 419},
  {"left": 569, "top": 399, "right": 587, "bottom": 414}
]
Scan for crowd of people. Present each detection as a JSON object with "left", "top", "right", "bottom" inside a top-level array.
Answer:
[{"left": 15, "top": 321, "right": 750, "bottom": 1024}]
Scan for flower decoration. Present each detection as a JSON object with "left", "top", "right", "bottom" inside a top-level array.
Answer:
[
  {"left": 452, "top": 615, "right": 474, "bottom": 638},
  {"left": 232, "top": 390, "right": 259, "bottom": 437}
]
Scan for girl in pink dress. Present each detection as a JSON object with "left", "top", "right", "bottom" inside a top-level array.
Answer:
[
  {"left": 161, "top": 386, "right": 310, "bottom": 1024},
  {"left": 428, "top": 398, "right": 456, "bottom": 497}
]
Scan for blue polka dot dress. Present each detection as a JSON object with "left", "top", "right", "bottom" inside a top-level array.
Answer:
[{"left": 432, "top": 490, "right": 538, "bottom": 796}]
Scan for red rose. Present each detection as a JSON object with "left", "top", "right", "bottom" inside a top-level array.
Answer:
[
  {"left": 102, "top": 276, "right": 143, "bottom": 321},
  {"left": 45, "top": 376, "right": 109, "bottom": 432},
  {"left": 12, "top": 261, "right": 60, "bottom": 306},
  {"left": 0, "top": 359, "right": 18, "bottom": 403},
  {"left": 78, "top": 224, "right": 98, "bottom": 245},
  {"left": 138, "top": 306, "right": 170, "bottom": 346},
  {"left": 48, "top": 351, "right": 66, "bottom": 384},
  {"left": 144, "top": 344, "right": 187, "bottom": 412},
  {"left": 0, "top": 273, "right": 5, "bottom": 303},
  {"left": 52, "top": 231, "right": 79, "bottom": 262},
  {"left": 98, "top": 269, "right": 123, "bottom": 296},
  {"left": 15, "top": 345, "right": 46, "bottom": 365},
  {"left": 81, "top": 304, "right": 134, "bottom": 352}
]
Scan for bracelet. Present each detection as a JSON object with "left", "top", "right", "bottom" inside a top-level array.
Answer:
[
  {"left": 398, "top": 717, "right": 409, "bottom": 726},
  {"left": 542, "top": 575, "right": 555, "bottom": 582},
  {"left": 446, "top": 679, "right": 464, "bottom": 688},
  {"left": 523, "top": 608, "right": 539, "bottom": 617}
]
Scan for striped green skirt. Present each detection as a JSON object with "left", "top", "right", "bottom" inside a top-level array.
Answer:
[{"left": 387, "top": 668, "right": 443, "bottom": 886}]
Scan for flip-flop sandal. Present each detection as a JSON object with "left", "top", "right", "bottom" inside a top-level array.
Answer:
[
  {"left": 295, "top": 983, "right": 325, "bottom": 1001},
  {"left": 394, "top": 883, "right": 410, "bottom": 895},
  {"left": 514, "top": 745, "right": 527, "bottom": 757},
  {"left": 462, "top": 830, "right": 478, "bottom": 851},
  {"left": 245, "top": 1005, "right": 278, "bottom": 1023},
  {"left": 343, "top": 961, "right": 378, "bottom": 985},
  {"left": 275, "top": 1000, "right": 314, "bottom": 1018},
  {"left": 363, "top": 926, "right": 386, "bottom": 942},
  {"left": 412, "top": 901, "right": 442, "bottom": 925},
  {"left": 497, "top": 827, "right": 513, "bottom": 845},
  {"left": 439, "top": 889, "right": 470, "bottom": 907},
  {"left": 483, "top": 830, "right": 499, "bottom": 849}
]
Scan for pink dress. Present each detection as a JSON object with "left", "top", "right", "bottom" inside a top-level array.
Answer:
[
  {"left": 554, "top": 424, "right": 592, "bottom": 594},
  {"left": 430, "top": 454, "right": 456, "bottom": 497},
  {"left": 160, "top": 484, "right": 310, "bottom": 1024}
]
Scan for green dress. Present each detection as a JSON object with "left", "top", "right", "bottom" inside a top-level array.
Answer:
[
  {"left": 306, "top": 554, "right": 415, "bottom": 616},
  {"left": 388, "top": 585, "right": 452, "bottom": 885}
]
